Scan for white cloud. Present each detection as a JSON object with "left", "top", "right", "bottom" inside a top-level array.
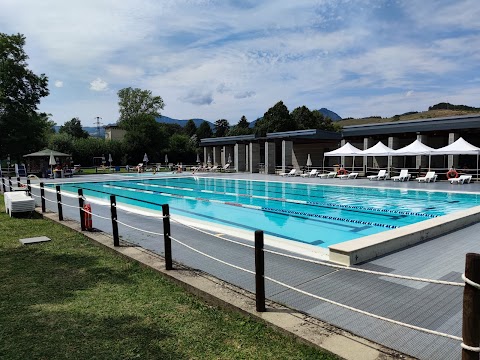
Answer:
[
  {"left": 406, "top": 90, "right": 414, "bottom": 97},
  {"left": 54, "top": 80, "right": 63, "bottom": 88},
  {"left": 90, "top": 78, "right": 109, "bottom": 92}
]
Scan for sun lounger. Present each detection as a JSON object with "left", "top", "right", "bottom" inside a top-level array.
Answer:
[
  {"left": 318, "top": 171, "right": 336, "bottom": 178},
  {"left": 300, "top": 169, "right": 318, "bottom": 177},
  {"left": 339, "top": 172, "right": 358, "bottom": 179},
  {"left": 367, "top": 169, "right": 387, "bottom": 181},
  {"left": 391, "top": 169, "right": 411, "bottom": 182},
  {"left": 4, "top": 191, "right": 35, "bottom": 217},
  {"left": 417, "top": 171, "right": 437, "bottom": 183},
  {"left": 279, "top": 169, "right": 296, "bottom": 177},
  {"left": 449, "top": 174, "right": 472, "bottom": 184}
]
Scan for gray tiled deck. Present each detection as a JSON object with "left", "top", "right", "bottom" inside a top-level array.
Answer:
[{"left": 25, "top": 172, "right": 480, "bottom": 360}]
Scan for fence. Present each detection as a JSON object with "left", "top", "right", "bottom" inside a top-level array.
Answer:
[{"left": 1, "top": 176, "right": 479, "bottom": 359}]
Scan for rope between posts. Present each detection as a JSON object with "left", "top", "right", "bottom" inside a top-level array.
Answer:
[
  {"left": 83, "top": 209, "right": 111, "bottom": 221},
  {"left": 60, "top": 202, "right": 82, "bottom": 210},
  {"left": 462, "top": 273, "right": 480, "bottom": 289},
  {"left": 114, "top": 219, "right": 164, "bottom": 236},
  {"left": 30, "top": 193, "right": 40, "bottom": 198},
  {"left": 169, "top": 235, "right": 255, "bottom": 275},
  {"left": 264, "top": 248, "right": 464, "bottom": 287},
  {"left": 42, "top": 196, "right": 57, "bottom": 204},
  {"left": 169, "top": 216, "right": 255, "bottom": 249},
  {"left": 264, "top": 275, "right": 462, "bottom": 341},
  {"left": 461, "top": 343, "right": 480, "bottom": 352}
]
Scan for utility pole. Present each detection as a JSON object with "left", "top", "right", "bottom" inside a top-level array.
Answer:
[{"left": 94, "top": 116, "right": 103, "bottom": 137}]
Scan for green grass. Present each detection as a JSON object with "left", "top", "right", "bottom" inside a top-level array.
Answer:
[{"left": 0, "top": 195, "right": 337, "bottom": 360}]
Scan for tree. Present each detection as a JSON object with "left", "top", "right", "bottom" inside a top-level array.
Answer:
[
  {"left": 0, "top": 33, "right": 49, "bottom": 160},
  {"left": 196, "top": 121, "right": 213, "bottom": 140},
  {"left": 184, "top": 119, "right": 197, "bottom": 137},
  {"left": 214, "top": 119, "right": 229, "bottom": 137},
  {"left": 167, "top": 133, "right": 196, "bottom": 163},
  {"left": 59, "top": 117, "right": 89, "bottom": 138},
  {"left": 117, "top": 87, "right": 164, "bottom": 131},
  {"left": 226, "top": 115, "right": 252, "bottom": 136},
  {"left": 237, "top": 115, "right": 249, "bottom": 129},
  {"left": 254, "top": 101, "right": 296, "bottom": 136}
]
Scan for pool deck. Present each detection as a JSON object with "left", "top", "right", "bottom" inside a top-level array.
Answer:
[{"left": 25, "top": 172, "right": 480, "bottom": 360}]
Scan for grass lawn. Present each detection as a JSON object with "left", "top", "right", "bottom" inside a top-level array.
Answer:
[{"left": 0, "top": 195, "right": 337, "bottom": 360}]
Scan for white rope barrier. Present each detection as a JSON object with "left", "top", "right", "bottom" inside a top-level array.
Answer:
[
  {"left": 114, "top": 219, "right": 164, "bottom": 236},
  {"left": 41, "top": 196, "right": 57, "bottom": 204},
  {"left": 264, "top": 248, "right": 464, "bottom": 287},
  {"left": 264, "top": 275, "right": 462, "bottom": 341},
  {"left": 83, "top": 209, "right": 111, "bottom": 221},
  {"left": 60, "top": 202, "right": 82, "bottom": 210},
  {"left": 170, "top": 235, "right": 255, "bottom": 275},
  {"left": 169, "top": 216, "right": 255, "bottom": 249},
  {"left": 461, "top": 343, "right": 480, "bottom": 352},
  {"left": 462, "top": 273, "right": 480, "bottom": 289}
]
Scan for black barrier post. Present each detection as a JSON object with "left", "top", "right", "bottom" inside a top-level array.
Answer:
[
  {"left": 162, "top": 204, "right": 173, "bottom": 270},
  {"left": 110, "top": 195, "right": 119, "bottom": 246},
  {"left": 40, "top": 182, "right": 46, "bottom": 212},
  {"left": 255, "top": 230, "right": 266, "bottom": 312},
  {"left": 462, "top": 253, "right": 480, "bottom": 360},
  {"left": 2, "top": 177, "right": 5, "bottom": 193},
  {"left": 56, "top": 185, "right": 63, "bottom": 221},
  {"left": 27, "top": 179, "right": 31, "bottom": 196},
  {"left": 17, "top": 177, "right": 21, "bottom": 188},
  {"left": 8, "top": 177, "right": 13, "bottom": 192},
  {"left": 78, "top": 189, "right": 85, "bottom": 231}
]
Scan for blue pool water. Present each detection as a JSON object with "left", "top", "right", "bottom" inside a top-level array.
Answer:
[{"left": 53, "top": 177, "right": 480, "bottom": 248}]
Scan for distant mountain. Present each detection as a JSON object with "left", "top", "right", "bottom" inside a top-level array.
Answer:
[
  {"left": 54, "top": 126, "right": 105, "bottom": 137},
  {"left": 318, "top": 108, "right": 342, "bottom": 121},
  {"left": 156, "top": 116, "right": 215, "bottom": 129}
]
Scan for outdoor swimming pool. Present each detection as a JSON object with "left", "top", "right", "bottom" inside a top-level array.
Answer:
[{"left": 53, "top": 176, "right": 480, "bottom": 248}]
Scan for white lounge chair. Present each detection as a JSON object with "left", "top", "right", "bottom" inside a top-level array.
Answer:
[
  {"left": 449, "top": 174, "right": 472, "bottom": 184},
  {"left": 4, "top": 191, "right": 35, "bottom": 217},
  {"left": 300, "top": 169, "right": 318, "bottom": 177},
  {"left": 417, "top": 171, "right": 437, "bottom": 183},
  {"left": 391, "top": 169, "right": 411, "bottom": 182},
  {"left": 339, "top": 172, "right": 358, "bottom": 180},
  {"left": 318, "top": 171, "right": 336, "bottom": 178},
  {"left": 279, "top": 169, "right": 296, "bottom": 177},
  {"left": 367, "top": 169, "right": 387, "bottom": 181}
]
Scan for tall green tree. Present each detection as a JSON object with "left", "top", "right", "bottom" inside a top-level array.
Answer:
[
  {"left": 184, "top": 119, "right": 197, "bottom": 137},
  {"left": 0, "top": 33, "right": 50, "bottom": 160},
  {"left": 117, "top": 87, "right": 164, "bottom": 131},
  {"left": 214, "top": 119, "right": 229, "bottom": 137},
  {"left": 196, "top": 121, "right": 213, "bottom": 140},
  {"left": 226, "top": 115, "right": 252, "bottom": 136},
  {"left": 59, "top": 117, "right": 89, "bottom": 138},
  {"left": 254, "top": 101, "right": 296, "bottom": 136}
]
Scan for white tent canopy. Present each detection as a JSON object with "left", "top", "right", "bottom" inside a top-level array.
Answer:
[
  {"left": 393, "top": 139, "right": 435, "bottom": 156},
  {"left": 431, "top": 137, "right": 480, "bottom": 155},
  {"left": 324, "top": 142, "right": 363, "bottom": 156},
  {"left": 358, "top": 141, "right": 394, "bottom": 156}
]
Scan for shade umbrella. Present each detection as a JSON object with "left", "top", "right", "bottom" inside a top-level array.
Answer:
[
  {"left": 108, "top": 153, "right": 113, "bottom": 167},
  {"left": 227, "top": 153, "right": 232, "bottom": 164},
  {"left": 164, "top": 154, "right": 168, "bottom": 164},
  {"left": 306, "top": 154, "right": 312, "bottom": 170},
  {"left": 207, "top": 154, "right": 211, "bottom": 164},
  {"left": 49, "top": 152, "right": 56, "bottom": 175},
  {"left": 196, "top": 153, "right": 201, "bottom": 163}
]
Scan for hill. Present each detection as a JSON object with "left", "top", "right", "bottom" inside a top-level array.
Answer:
[
  {"left": 338, "top": 103, "right": 480, "bottom": 127},
  {"left": 156, "top": 116, "right": 215, "bottom": 129}
]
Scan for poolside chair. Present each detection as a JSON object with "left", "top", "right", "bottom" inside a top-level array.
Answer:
[
  {"left": 417, "top": 171, "right": 437, "bottom": 183},
  {"left": 208, "top": 165, "right": 219, "bottom": 172},
  {"left": 220, "top": 163, "right": 230, "bottom": 172},
  {"left": 279, "top": 169, "right": 296, "bottom": 177},
  {"left": 318, "top": 171, "right": 336, "bottom": 178},
  {"left": 339, "top": 172, "right": 358, "bottom": 180},
  {"left": 391, "top": 169, "right": 411, "bottom": 182},
  {"left": 300, "top": 169, "right": 318, "bottom": 177},
  {"left": 449, "top": 174, "right": 472, "bottom": 185},
  {"left": 367, "top": 169, "right": 387, "bottom": 181}
]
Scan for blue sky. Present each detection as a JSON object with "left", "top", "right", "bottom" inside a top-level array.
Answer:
[{"left": 2, "top": 0, "right": 480, "bottom": 126}]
